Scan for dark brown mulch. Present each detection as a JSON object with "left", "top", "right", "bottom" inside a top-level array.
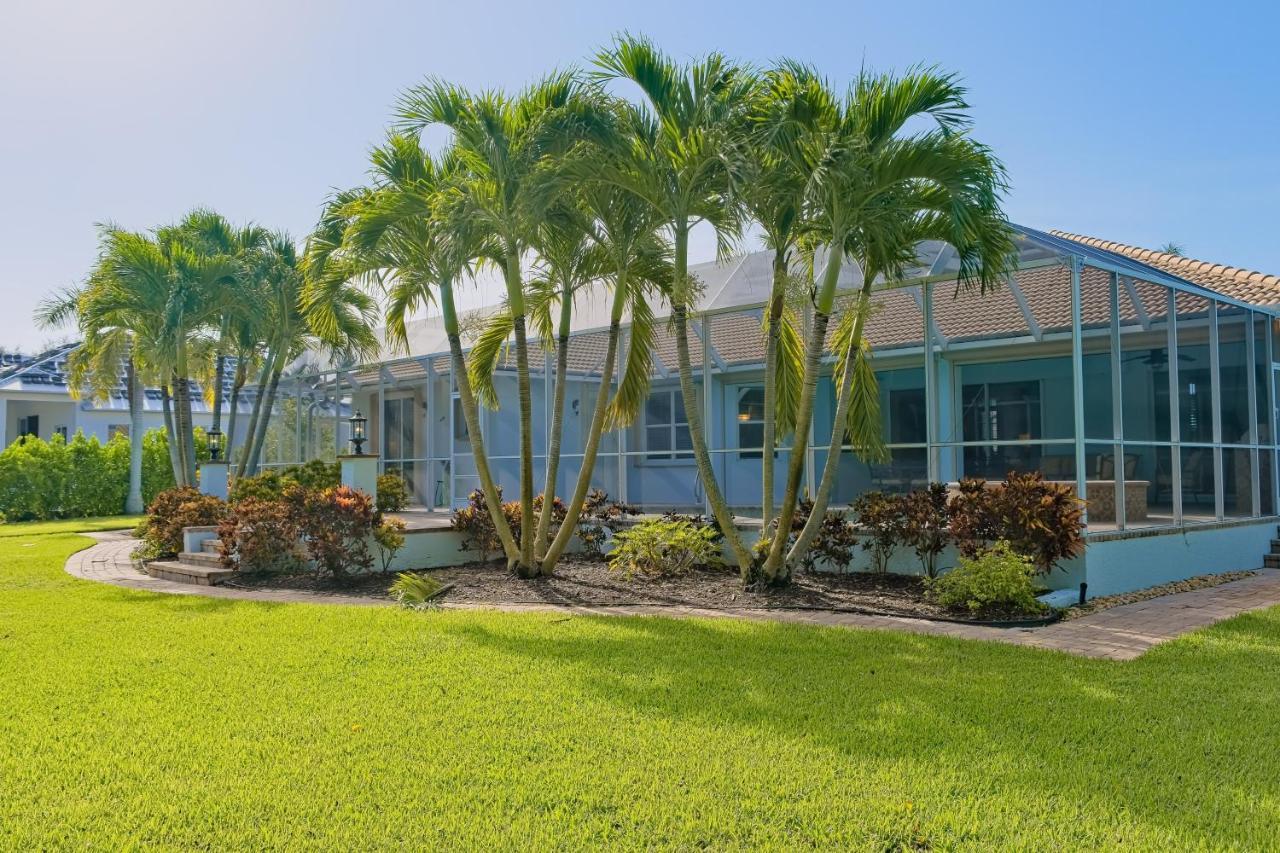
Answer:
[{"left": 230, "top": 559, "right": 966, "bottom": 620}]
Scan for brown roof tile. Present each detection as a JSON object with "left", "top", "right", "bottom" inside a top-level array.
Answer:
[{"left": 1051, "top": 230, "right": 1280, "bottom": 307}]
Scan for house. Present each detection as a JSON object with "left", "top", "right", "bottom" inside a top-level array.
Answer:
[
  {"left": 0, "top": 344, "right": 242, "bottom": 449},
  {"left": 279, "top": 225, "right": 1280, "bottom": 595}
]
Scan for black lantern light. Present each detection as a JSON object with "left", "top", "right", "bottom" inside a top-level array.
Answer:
[
  {"left": 349, "top": 410, "right": 368, "bottom": 455},
  {"left": 207, "top": 427, "right": 223, "bottom": 462}
]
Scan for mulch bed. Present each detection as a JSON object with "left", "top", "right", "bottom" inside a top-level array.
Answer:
[{"left": 231, "top": 559, "right": 974, "bottom": 620}]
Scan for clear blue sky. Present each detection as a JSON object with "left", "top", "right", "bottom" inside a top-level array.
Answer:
[{"left": 3, "top": 0, "right": 1277, "bottom": 350}]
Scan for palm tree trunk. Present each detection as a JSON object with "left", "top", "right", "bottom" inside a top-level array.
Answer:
[
  {"left": 236, "top": 352, "right": 275, "bottom": 478},
  {"left": 440, "top": 279, "right": 520, "bottom": 566},
  {"left": 246, "top": 355, "right": 284, "bottom": 476},
  {"left": 760, "top": 249, "right": 788, "bottom": 528},
  {"left": 503, "top": 252, "right": 537, "bottom": 576},
  {"left": 540, "top": 324, "right": 619, "bottom": 572},
  {"left": 176, "top": 373, "right": 197, "bottom": 487},
  {"left": 160, "top": 383, "right": 184, "bottom": 486},
  {"left": 787, "top": 286, "right": 873, "bottom": 564},
  {"left": 225, "top": 358, "right": 246, "bottom": 468},
  {"left": 670, "top": 226, "right": 753, "bottom": 571},
  {"left": 212, "top": 353, "right": 225, "bottom": 435},
  {"left": 760, "top": 251, "right": 845, "bottom": 583},
  {"left": 541, "top": 283, "right": 626, "bottom": 572},
  {"left": 125, "top": 357, "right": 145, "bottom": 514},
  {"left": 534, "top": 294, "right": 573, "bottom": 561}
]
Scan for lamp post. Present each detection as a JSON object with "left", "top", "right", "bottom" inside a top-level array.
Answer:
[
  {"left": 349, "top": 410, "right": 368, "bottom": 456},
  {"left": 207, "top": 427, "right": 223, "bottom": 462},
  {"left": 199, "top": 427, "right": 228, "bottom": 500},
  {"left": 339, "top": 409, "right": 378, "bottom": 503}
]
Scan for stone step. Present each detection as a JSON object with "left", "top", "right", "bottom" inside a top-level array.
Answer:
[
  {"left": 1264, "top": 554, "right": 1280, "bottom": 569},
  {"left": 177, "top": 551, "right": 225, "bottom": 569},
  {"left": 147, "top": 560, "right": 235, "bottom": 586},
  {"left": 201, "top": 537, "right": 222, "bottom": 554}
]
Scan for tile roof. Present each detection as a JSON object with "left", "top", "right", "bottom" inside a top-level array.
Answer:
[{"left": 1051, "top": 230, "right": 1280, "bottom": 307}]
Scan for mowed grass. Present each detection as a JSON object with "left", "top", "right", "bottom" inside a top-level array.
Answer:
[
  {"left": 0, "top": 515, "right": 142, "bottom": 538},
  {"left": 2, "top": 535, "right": 1279, "bottom": 849}
]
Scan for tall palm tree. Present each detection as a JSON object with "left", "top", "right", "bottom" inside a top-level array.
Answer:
[
  {"left": 238, "top": 232, "right": 377, "bottom": 477},
  {"left": 168, "top": 209, "right": 271, "bottom": 453},
  {"left": 757, "top": 68, "right": 1015, "bottom": 583},
  {"left": 397, "top": 73, "right": 607, "bottom": 575},
  {"left": 302, "top": 135, "right": 524, "bottom": 568},
  {"left": 537, "top": 166, "right": 669, "bottom": 573},
  {"left": 742, "top": 62, "right": 832, "bottom": 529},
  {"left": 592, "top": 34, "right": 759, "bottom": 570},
  {"left": 468, "top": 202, "right": 607, "bottom": 559}
]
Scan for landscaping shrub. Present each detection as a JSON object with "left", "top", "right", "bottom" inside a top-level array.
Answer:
[
  {"left": 755, "top": 498, "right": 859, "bottom": 575},
  {"left": 575, "top": 489, "right": 639, "bottom": 557},
  {"left": 0, "top": 432, "right": 130, "bottom": 521},
  {"left": 608, "top": 517, "right": 723, "bottom": 579},
  {"left": 138, "top": 486, "right": 227, "bottom": 559},
  {"left": 949, "top": 472, "right": 1084, "bottom": 573},
  {"left": 284, "top": 459, "right": 341, "bottom": 491},
  {"left": 141, "top": 427, "right": 210, "bottom": 506},
  {"left": 451, "top": 488, "right": 566, "bottom": 561},
  {"left": 389, "top": 572, "right": 443, "bottom": 609},
  {"left": 659, "top": 510, "right": 724, "bottom": 542},
  {"left": 900, "top": 483, "right": 951, "bottom": 579},
  {"left": 376, "top": 472, "right": 410, "bottom": 513},
  {"left": 851, "top": 491, "right": 907, "bottom": 574},
  {"left": 217, "top": 496, "right": 304, "bottom": 574},
  {"left": 373, "top": 517, "right": 407, "bottom": 572},
  {"left": 927, "top": 540, "right": 1048, "bottom": 618},
  {"left": 229, "top": 469, "right": 288, "bottom": 503},
  {"left": 297, "top": 485, "right": 378, "bottom": 578}
]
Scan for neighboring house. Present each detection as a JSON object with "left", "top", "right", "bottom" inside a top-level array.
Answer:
[
  {"left": 0, "top": 345, "right": 243, "bottom": 448},
  {"left": 271, "top": 224, "right": 1280, "bottom": 595}
]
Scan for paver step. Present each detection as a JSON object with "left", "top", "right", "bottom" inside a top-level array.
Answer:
[
  {"left": 147, "top": 560, "right": 235, "bottom": 586},
  {"left": 177, "top": 551, "right": 225, "bottom": 569},
  {"left": 1264, "top": 554, "right": 1280, "bottom": 568},
  {"left": 200, "top": 537, "right": 222, "bottom": 554}
]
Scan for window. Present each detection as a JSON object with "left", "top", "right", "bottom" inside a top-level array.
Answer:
[
  {"left": 644, "top": 388, "right": 692, "bottom": 460},
  {"left": 888, "top": 388, "right": 926, "bottom": 444},
  {"left": 736, "top": 386, "right": 765, "bottom": 459}
]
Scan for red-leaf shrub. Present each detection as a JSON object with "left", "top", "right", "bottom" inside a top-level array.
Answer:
[
  {"left": 139, "top": 486, "right": 228, "bottom": 558},
  {"left": 298, "top": 485, "right": 378, "bottom": 578},
  {"left": 851, "top": 491, "right": 907, "bottom": 574},
  {"left": 450, "top": 488, "right": 566, "bottom": 562},
  {"left": 948, "top": 472, "right": 1084, "bottom": 573},
  {"left": 217, "top": 497, "right": 304, "bottom": 574},
  {"left": 900, "top": 483, "right": 951, "bottom": 579}
]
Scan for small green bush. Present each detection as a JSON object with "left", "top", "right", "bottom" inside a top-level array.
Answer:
[
  {"left": 608, "top": 518, "right": 723, "bottom": 579},
  {"left": 284, "top": 459, "right": 341, "bottom": 491},
  {"left": 374, "top": 517, "right": 407, "bottom": 572},
  {"left": 229, "top": 469, "right": 288, "bottom": 503},
  {"left": 376, "top": 472, "right": 410, "bottom": 513},
  {"left": 927, "top": 540, "right": 1048, "bottom": 618}
]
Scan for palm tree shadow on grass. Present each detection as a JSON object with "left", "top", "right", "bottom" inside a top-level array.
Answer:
[{"left": 439, "top": 610, "right": 1280, "bottom": 845}]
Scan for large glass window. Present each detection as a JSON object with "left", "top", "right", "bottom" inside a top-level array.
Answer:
[
  {"left": 736, "top": 386, "right": 765, "bottom": 459},
  {"left": 643, "top": 388, "right": 692, "bottom": 461}
]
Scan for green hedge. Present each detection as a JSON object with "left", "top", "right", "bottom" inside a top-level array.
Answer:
[{"left": 0, "top": 428, "right": 208, "bottom": 522}]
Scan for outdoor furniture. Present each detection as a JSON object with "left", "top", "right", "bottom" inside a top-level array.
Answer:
[{"left": 1049, "top": 479, "right": 1150, "bottom": 523}]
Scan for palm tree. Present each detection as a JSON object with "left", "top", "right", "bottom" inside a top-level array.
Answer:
[
  {"left": 757, "top": 68, "right": 1015, "bottom": 583},
  {"left": 742, "top": 62, "right": 831, "bottom": 529},
  {"left": 238, "top": 232, "right": 377, "bottom": 477},
  {"left": 302, "top": 135, "right": 524, "bottom": 568},
  {"left": 592, "top": 34, "right": 759, "bottom": 570},
  {"left": 168, "top": 210, "right": 271, "bottom": 454},
  {"left": 537, "top": 169, "right": 669, "bottom": 573},
  {"left": 468, "top": 202, "right": 607, "bottom": 559},
  {"left": 397, "top": 73, "right": 607, "bottom": 575}
]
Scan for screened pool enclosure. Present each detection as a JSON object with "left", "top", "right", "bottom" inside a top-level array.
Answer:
[{"left": 253, "top": 226, "right": 1280, "bottom": 537}]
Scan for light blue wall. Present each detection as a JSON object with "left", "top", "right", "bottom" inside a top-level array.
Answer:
[{"left": 1083, "top": 520, "right": 1274, "bottom": 597}]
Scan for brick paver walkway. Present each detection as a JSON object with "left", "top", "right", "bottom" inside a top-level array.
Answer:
[{"left": 66, "top": 532, "right": 1280, "bottom": 660}]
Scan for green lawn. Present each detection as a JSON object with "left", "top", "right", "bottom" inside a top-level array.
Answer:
[
  {"left": 0, "top": 515, "right": 142, "bottom": 538},
  {"left": 2, "top": 535, "right": 1278, "bottom": 849}
]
